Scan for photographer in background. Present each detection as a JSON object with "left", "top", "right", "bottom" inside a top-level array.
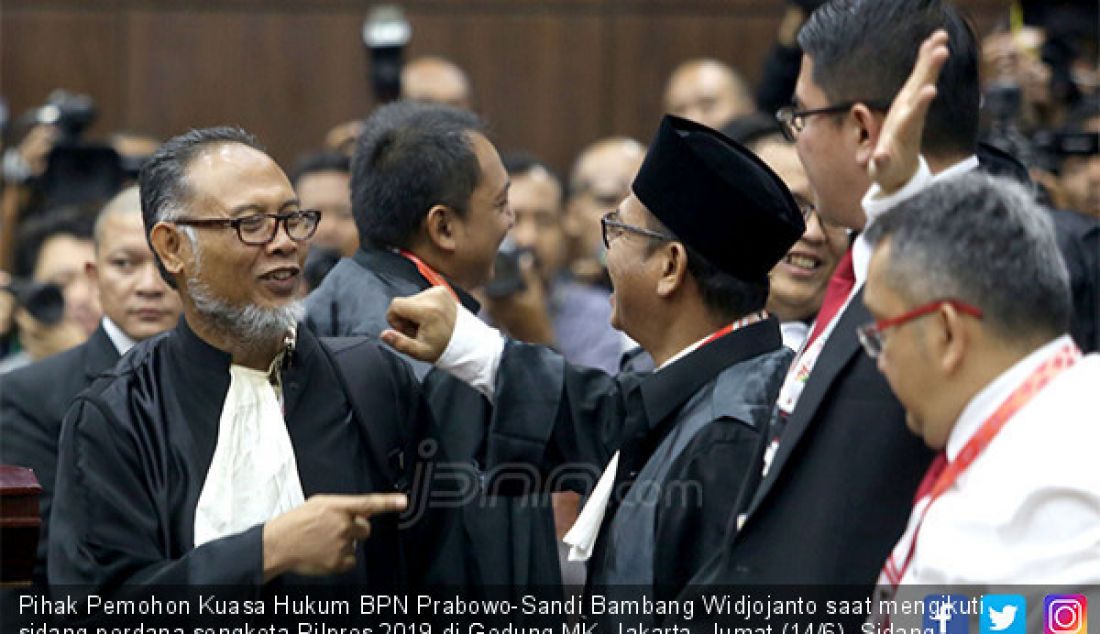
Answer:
[
  {"left": 1, "top": 91, "right": 154, "bottom": 271},
  {"left": 0, "top": 205, "right": 100, "bottom": 373}
]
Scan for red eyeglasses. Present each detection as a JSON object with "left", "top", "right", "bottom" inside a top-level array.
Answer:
[{"left": 857, "top": 299, "right": 983, "bottom": 358}]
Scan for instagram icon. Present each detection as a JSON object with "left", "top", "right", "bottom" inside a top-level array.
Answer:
[{"left": 1045, "top": 595, "right": 1088, "bottom": 634}]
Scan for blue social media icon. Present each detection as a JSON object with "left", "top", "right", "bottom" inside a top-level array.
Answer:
[
  {"left": 982, "top": 595, "right": 1027, "bottom": 634},
  {"left": 925, "top": 594, "right": 971, "bottom": 634}
]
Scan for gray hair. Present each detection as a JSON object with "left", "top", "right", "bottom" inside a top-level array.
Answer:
[
  {"left": 138, "top": 126, "right": 263, "bottom": 288},
  {"left": 865, "top": 172, "right": 1071, "bottom": 341}
]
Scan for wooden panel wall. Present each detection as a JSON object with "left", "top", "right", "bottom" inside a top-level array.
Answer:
[{"left": 1, "top": 0, "right": 1009, "bottom": 175}]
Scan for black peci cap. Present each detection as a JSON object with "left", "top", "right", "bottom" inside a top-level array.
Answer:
[{"left": 632, "top": 115, "right": 805, "bottom": 282}]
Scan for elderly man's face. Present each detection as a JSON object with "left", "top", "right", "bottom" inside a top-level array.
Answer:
[
  {"left": 180, "top": 143, "right": 306, "bottom": 315},
  {"left": 863, "top": 241, "right": 952, "bottom": 450},
  {"left": 92, "top": 211, "right": 181, "bottom": 341}
]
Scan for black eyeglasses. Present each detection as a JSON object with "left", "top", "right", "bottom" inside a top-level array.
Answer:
[
  {"left": 600, "top": 210, "right": 674, "bottom": 249},
  {"left": 172, "top": 209, "right": 322, "bottom": 246},
  {"left": 775, "top": 100, "right": 891, "bottom": 142}
]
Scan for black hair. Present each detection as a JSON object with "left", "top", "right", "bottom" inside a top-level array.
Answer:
[
  {"left": 798, "top": 0, "right": 980, "bottom": 157},
  {"left": 290, "top": 150, "right": 351, "bottom": 187},
  {"left": 14, "top": 204, "right": 98, "bottom": 278},
  {"left": 865, "top": 172, "right": 1071, "bottom": 342},
  {"left": 351, "top": 101, "right": 485, "bottom": 249},
  {"left": 645, "top": 215, "right": 769, "bottom": 321},
  {"left": 138, "top": 126, "right": 263, "bottom": 287}
]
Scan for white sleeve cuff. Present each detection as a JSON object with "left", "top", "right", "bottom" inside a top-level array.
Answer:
[
  {"left": 435, "top": 305, "right": 505, "bottom": 402},
  {"left": 862, "top": 155, "right": 933, "bottom": 224}
]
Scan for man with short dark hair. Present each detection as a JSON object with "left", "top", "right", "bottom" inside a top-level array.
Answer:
[
  {"left": 862, "top": 173, "right": 1100, "bottom": 593},
  {"left": 684, "top": 3, "right": 955, "bottom": 596},
  {"left": 381, "top": 115, "right": 805, "bottom": 607},
  {"left": 48, "top": 126, "right": 445, "bottom": 594},
  {"left": 0, "top": 186, "right": 181, "bottom": 583},
  {"left": 305, "top": 102, "right": 561, "bottom": 590}
]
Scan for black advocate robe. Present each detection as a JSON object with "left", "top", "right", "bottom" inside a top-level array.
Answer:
[
  {"left": 306, "top": 246, "right": 561, "bottom": 590},
  {"left": 48, "top": 317, "right": 449, "bottom": 592},
  {"left": 0, "top": 324, "right": 120, "bottom": 583},
  {"left": 483, "top": 318, "right": 791, "bottom": 602}
]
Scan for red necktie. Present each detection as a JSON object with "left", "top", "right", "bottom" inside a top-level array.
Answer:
[{"left": 804, "top": 249, "right": 856, "bottom": 349}]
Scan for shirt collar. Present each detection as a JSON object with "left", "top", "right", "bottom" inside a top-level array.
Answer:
[
  {"left": 946, "top": 334, "right": 1073, "bottom": 462},
  {"left": 853, "top": 154, "right": 980, "bottom": 287},
  {"left": 101, "top": 316, "right": 138, "bottom": 355},
  {"left": 353, "top": 245, "right": 482, "bottom": 314}
]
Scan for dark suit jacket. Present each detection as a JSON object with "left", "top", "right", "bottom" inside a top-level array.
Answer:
[
  {"left": 0, "top": 324, "right": 120, "bottom": 582},
  {"left": 685, "top": 290, "right": 933, "bottom": 599}
]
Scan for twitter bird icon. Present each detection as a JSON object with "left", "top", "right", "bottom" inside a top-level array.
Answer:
[{"left": 983, "top": 595, "right": 1027, "bottom": 634}]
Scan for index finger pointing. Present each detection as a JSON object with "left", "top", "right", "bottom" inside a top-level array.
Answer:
[{"left": 349, "top": 493, "right": 408, "bottom": 517}]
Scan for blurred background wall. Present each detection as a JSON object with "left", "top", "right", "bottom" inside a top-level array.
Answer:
[{"left": 1, "top": 0, "right": 1008, "bottom": 173}]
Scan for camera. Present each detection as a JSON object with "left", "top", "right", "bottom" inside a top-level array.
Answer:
[
  {"left": 362, "top": 5, "right": 411, "bottom": 104},
  {"left": 0, "top": 279, "right": 65, "bottom": 326},
  {"left": 33, "top": 90, "right": 97, "bottom": 142},
  {"left": 484, "top": 239, "right": 531, "bottom": 300}
]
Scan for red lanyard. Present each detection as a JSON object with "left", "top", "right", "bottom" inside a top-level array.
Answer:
[
  {"left": 397, "top": 249, "right": 459, "bottom": 301},
  {"left": 699, "top": 311, "right": 769, "bottom": 347},
  {"left": 884, "top": 341, "right": 1081, "bottom": 586}
]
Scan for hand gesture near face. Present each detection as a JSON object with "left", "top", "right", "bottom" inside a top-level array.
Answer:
[{"left": 868, "top": 30, "right": 951, "bottom": 195}]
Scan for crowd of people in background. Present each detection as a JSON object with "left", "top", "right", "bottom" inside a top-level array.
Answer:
[{"left": 0, "top": 0, "right": 1098, "bottom": 628}]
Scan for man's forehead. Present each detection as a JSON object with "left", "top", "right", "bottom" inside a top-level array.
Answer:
[{"left": 186, "top": 143, "right": 293, "bottom": 202}]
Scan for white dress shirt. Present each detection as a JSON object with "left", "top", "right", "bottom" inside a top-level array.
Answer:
[
  {"left": 101, "top": 316, "right": 138, "bottom": 356},
  {"left": 896, "top": 337, "right": 1100, "bottom": 585}
]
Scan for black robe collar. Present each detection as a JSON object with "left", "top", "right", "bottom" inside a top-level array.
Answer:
[
  {"left": 167, "top": 314, "right": 321, "bottom": 419},
  {"left": 353, "top": 245, "right": 482, "bottom": 315},
  {"left": 638, "top": 317, "right": 782, "bottom": 430}
]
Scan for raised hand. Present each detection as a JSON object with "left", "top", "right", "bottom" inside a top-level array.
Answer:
[
  {"left": 869, "top": 30, "right": 950, "bottom": 194},
  {"left": 380, "top": 286, "right": 458, "bottom": 363}
]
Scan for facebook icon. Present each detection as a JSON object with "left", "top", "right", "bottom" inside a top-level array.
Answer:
[{"left": 925, "top": 594, "right": 971, "bottom": 634}]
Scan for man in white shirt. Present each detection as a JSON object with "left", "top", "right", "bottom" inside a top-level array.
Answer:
[{"left": 862, "top": 172, "right": 1100, "bottom": 589}]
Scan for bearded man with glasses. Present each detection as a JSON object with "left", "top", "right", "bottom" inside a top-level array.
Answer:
[{"left": 47, "top": 127, "right": 456, "bottom": 600}]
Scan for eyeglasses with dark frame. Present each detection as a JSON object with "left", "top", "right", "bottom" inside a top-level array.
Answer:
[
  {"left": 600, "top": 210, "right": 674, "bottom": 249},
  {"left": 172, "top": 209, "right": 322, "bottom": 246},
  {"left": 857, "top": 299, "right": 983, "bottom": 359},
  {"left": 775, "top": 100, "right": 892, "bottom": 142}
]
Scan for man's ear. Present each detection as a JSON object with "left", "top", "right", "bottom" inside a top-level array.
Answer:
[
  {"left": 85, "top": 260, "right": 99, "bottom": 284},
  {"left": 423, "top": 204, "right": 458, "bottom": 254},
  {"left": 150, "top": 223, "right": 187, "bottom": 280},
  {"left": 936, "top": 303, "right": 970, "bottom": 376},
  {"left": 851, "top": 103, "right": 885, "bottom": 167},
  {"left": 655, "top": 241, "right": 689, "bottom": 298}
]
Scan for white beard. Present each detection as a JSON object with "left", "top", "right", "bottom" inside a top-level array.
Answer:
[{"left": 187, "top": 274, "right": 304, "bottom": 348}]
